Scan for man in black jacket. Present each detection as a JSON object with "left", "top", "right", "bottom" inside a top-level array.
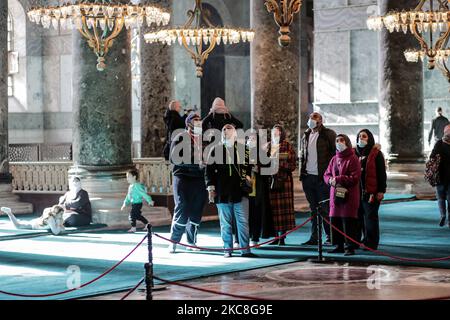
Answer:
[
  {"left": 299, "top": 112, "right": 336, "bottom": 245},
  {"left": 428, "top": 107, "right": 449, "bottom": 147},
  {"left": 168, "top": 113, "right": 207, "bottom": 253},
  {"left": 205, "top": 124, "right": 256, "bottom": 258}
]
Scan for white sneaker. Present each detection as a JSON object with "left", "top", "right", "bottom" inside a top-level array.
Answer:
[
  {"left": 127, "top": 227, "right": 137, "bottom": 233},
  {"left": 168, "top": 243, "right": 177, "bottom": 253},
  {"left": 250, "top": 241, "right": 259, "bottom": 247},
  {"left": 233, "top": 242, "right": 240, "bottom": 249},
  {"left": 143, "top": 224, "right": 149, "bottom": 232},
  {"left": 186, "top": 245, "right": 201, "bottom": 252},
  {"left": 0, "top": 207, "right": 11, "bottom": 215}
]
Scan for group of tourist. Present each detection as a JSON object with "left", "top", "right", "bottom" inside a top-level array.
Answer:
[
  {"left": 164, "top": 97, "right": 391, "bottom": 257},
  {"left": 2, "top": 102, "right": 448, "bottom": 261}
]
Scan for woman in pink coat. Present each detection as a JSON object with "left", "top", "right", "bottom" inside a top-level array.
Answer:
[{"left": 324, "top": 134, "right": 361, "bottom": 256}]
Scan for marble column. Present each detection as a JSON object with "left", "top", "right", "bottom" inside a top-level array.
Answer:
[
  {"left": 140, "top": 0, "right": 173, "bottom": 158},
  {"left": 0, "top": 1, "right": 32, "bottom": 213},
  {"left": 251, "top": 0, "right": 301, "bottom": 149},
  {"left": 379, "top": 0, "right": 424, "bottom": 163},
  {"left": 71, "top": 18, "right": 135, "bottom": 225}
]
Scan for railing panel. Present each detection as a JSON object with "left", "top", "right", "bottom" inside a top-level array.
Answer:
[{"left": 10, "top": 159, "right": 173, "bottom": 195}]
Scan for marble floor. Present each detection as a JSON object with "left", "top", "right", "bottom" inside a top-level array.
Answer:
[{"left": 85, "top": 261, "right": 450, "bottom": 300}]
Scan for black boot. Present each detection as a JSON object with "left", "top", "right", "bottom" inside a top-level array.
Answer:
[
  {"left": 440, "top": 216, "right": 446, "bottom": 227},
  {"left": 269, "top": 239, "right": 279, "bottom": 245},
  {"left": 328, "top": 246, "right": 344, "bottom": 254},
  {"left": 278, "top": 238, "right": 286, "bottom": 246}
]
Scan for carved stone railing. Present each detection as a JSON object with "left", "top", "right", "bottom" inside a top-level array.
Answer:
[
  {"left": 10, "top": 161, "right": 72, "bottom": 193},
  {"left": 9, "top": 158, "right": 173, "bottom": 195},
  {"left": 133, "top": 158, "right": 173, "bottom": 195}
]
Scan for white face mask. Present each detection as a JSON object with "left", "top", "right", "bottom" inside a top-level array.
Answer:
[
  {"left": 247, "top": 139, "right": 257, "bottom": 148},
  {"left": 307, "top": 119, "right": 317, "bottom": 130},
  {"left": 336, "top": 143, "right": 347, "bottom": 152},
  {"left": 193, "top": 126, "right": 202, "bottom": 136},
  {"left": 357, "top": 140, "right": 368, "bottom": 148}
]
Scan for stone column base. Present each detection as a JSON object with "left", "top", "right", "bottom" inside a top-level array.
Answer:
[
  {"left": 387, "top": 163, "right": 435, "bottom": 199},
  {"left": 69, "top": 165, "right": 172, "bottom": 227},
  {"left": 0, "top": 183, "right": 33, "bottom": 214}
]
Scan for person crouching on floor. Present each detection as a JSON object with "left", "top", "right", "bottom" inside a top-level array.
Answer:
[
  {"left": 121, "top": 169, "right": 155, "bottom": 233},
  {"left": 324, "top": 134, "right": 361, "bottom": 256},
  {"left": 1, "top": 205, "right": 65, "bottom": 235}
]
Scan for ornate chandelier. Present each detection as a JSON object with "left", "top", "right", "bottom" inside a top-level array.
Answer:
[
  {"left": 265, "top": 0, "right": 302, "bottom": 47},
  {"left": 367, "top": 0, "right": 450, "bottom": 86},
  {"left": 27, "top": 1, "right": 170, "bottom": 71},
  {"left": 144, "top": 0, "right": 255, "bottom": 78}
]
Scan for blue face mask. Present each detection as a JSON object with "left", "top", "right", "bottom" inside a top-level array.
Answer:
[
  {"left": 357, "top": 140, "right": 368, "bottom": 148},
  {"left": 307, "top": 119, "right": 317, "bottom": 130},
  {"left": 336, "top": 143, "right": 347, "bottom": 152}
]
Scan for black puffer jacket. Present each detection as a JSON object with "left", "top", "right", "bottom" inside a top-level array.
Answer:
[
  {"left": 431, "top": 140, "right": 450, "bottom": 185},
  {"left": 163, "top": 110, "right": 187, "bottom": 160},
  {"left": 299, "top": 126, "right": 337, "bottom": 182}
]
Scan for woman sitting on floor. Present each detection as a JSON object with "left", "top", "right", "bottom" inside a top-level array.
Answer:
[
  {"left": 1, "top": 205, "right": 65, "bottom": 235},
  {"left": 59, "top": 176, "right": 92, "bottom": 227}
]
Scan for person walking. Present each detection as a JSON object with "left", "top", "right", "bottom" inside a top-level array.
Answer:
[
  {"left": 299, "top": 112, "right": 336, "bottom": 245},
  {"left": 430, "top": 124, "right": 450, "bottom": 227},
  {"left": 324, "top": 134, "right": 361, "bottom": 256},
  {"left": 428, "top": 107, "right": 449, "bottom": 147}
]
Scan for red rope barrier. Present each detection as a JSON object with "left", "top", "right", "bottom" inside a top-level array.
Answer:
[
  {"left": 153, "top": 275, "right": 267, "bottom": 300},
  {"left": 0, "top": 235, "right": 148, "bottom": 298},
  {"left": 120, "top": 278, "right": 145, "bottom": 300},
  {"left": 322, "top": 217, "right": 450, "bottom": 262},
  {"left": 153, "top": 216, "right": 314, "bottom": 252}
]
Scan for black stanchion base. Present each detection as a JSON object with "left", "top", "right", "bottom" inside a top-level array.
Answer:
[
  {"left": 138, "top": 285, "right": 167, "bottom": 293},
  {"left": 307, "top": 257, "right": 334, "bottom": 264}
]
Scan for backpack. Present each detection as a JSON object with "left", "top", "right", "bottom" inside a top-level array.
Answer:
[{"left": 424, "top": 154, "right": 441, "bottom": 187}]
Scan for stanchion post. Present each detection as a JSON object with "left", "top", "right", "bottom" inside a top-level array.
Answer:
[
  {"left": 145, "top": 225, "right": 154, "bottom": 301},
  {"left": 317, "top": 213, "right": 323, "bottom": 261}
]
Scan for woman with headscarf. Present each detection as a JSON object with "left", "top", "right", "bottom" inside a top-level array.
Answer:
[
  {"left": 268, "top": 125, "right": 297, "bottom": 245},
  {"left": 202, "top": 98, "right": 243, "bottom": 136},
  {"left": 355, "top": 129, "right": 387, "bottom": 250},
  {"left": 59, "top": 176, "right": 92, "bottom": 227},
  {"left": 430, "top": 124, "right": 450, "bottom": 227},
  {"left": 324, "top": 134, "right": 361, "bottom": 256}
]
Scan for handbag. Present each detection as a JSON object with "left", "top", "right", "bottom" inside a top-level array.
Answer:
[
  {"left": 333, "top": 160, "right": 348, "bottom": 204},
  {"left": 270, "top": 175, "right": 286, "bottom": 191},
  {"left": 424, "top": 154, "right": 441, "bottom": 187}
]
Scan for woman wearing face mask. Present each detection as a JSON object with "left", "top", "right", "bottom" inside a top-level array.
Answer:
[
  {"left": 355, "top": 129, "right": 387, "bottom": 250},
  {"left": 430, "top": 124, "right": 450, "bottom": 227},
  {"left": 59, "top": 177, "right": 92, "bottom": 227},
  {"left": 324, "top": 134, "right": 361, "bottom": 256},
  {"left": 268, "top": 125, "right": 297, "bottom": 245}
]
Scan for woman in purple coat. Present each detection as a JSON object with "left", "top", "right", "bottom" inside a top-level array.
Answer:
[{"left": 324, "top": 134, "right": 361, "bottom": 256}]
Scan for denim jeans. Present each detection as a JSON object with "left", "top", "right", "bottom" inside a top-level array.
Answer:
[
  {"left": 436, "top": 183, "right": 450, "bottom": 219},
  {"left": 301, "top": 174, "right": 331, "bottom": 241},
  {"left": 170, "top": 175, "right": 207, "bottom": 244},
  {"left": 216, "top": 197, "right": 250, "bottom": 254}
]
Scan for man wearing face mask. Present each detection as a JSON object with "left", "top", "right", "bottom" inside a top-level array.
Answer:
[
  {"left": 59, "top": 177, "right": 92, "bottom": 227},
  {"left": 205, "top": 124, "right": 256, "bottom": 258},
  {"left": 168, "top": 113, "right": 207, "bottom": 253},
  {"left": 299, "top": 112, "right": 337, "bottom": 245},
  {"left": 430, "top": 124, "right": 450, "bottom": 228}
]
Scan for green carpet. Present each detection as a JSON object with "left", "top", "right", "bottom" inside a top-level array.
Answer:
[{"left": 0, "top": 200, "right": 449, "bottom": 300}]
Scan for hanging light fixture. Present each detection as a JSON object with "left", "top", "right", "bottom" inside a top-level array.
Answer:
[
  {"left": 367, "top": 0, "right": 450, "bottom": 88},
  {"left": 144, "top": 0, "right": 255, "bottom": 78},
  {"left": 27, "top": 0, "right": 170, "bottom": 71},
  {"left": 265, "top": 0, "right": 303, "bottom": 47}
]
